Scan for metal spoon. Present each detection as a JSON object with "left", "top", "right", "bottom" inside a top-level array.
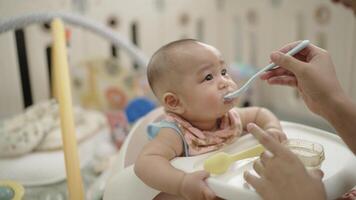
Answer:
[{"left": 224, "top": 40, "right": 310, "bottom": 100}]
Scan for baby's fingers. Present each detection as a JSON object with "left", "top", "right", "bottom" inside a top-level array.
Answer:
[
  {"left": 202, "top": 186, "right": 216, "bottom": 200},
  {"left": 194, "top": 170, "right": 210, "bottom": 180},
  {"left": 194, "top": 170, "right": 216, "bottom": 199}
]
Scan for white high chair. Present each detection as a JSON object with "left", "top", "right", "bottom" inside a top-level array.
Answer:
[
  {"left": 103, "top": 107, "right": 356, "bottom": 200},
  {"left": 104, "top": 107, "right": 164, "bottom": 199}
]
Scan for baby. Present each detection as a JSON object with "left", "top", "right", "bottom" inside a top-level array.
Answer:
[{"left": 134, "top": 39, "right": 286, "bottom": 200}]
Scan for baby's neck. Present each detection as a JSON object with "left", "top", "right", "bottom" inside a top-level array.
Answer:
[
  {"left": 189, "top": 118, "right": 220, "bottom": 131},
  {"left": 166, "top": 110, "right": 225, "bottom": 131}
]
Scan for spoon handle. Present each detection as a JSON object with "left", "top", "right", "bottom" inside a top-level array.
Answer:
[
  {"left": 230, "top": 144, "right": 265, "bottom": 161},
  {"left": 224, "top": 40, "right": 310, "bottom": 100},
  {"left": 259, "top": 39, "right": 310, "bottom": 73}
]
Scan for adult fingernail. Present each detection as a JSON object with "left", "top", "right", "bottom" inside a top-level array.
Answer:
[
  {"left": 247, "top": 123, "right": 255, "bottom": 131},
  {"left": 243, "top": 171, "right": 250, "bottom": 179},
  {"left": 271, "top": 51, "right": 281, "bottom": 61}
]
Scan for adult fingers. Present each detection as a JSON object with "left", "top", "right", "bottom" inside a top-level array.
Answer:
[
  {"left": 260, "top": 151, "right": 274, "bottom": 166},
  {"left": 253, "top": 159, "right": 265, "bottom": 178},
  {"left": 278, "top": 132, "right": 288, "bottom": 143},
  {"left": 340, "top": 0, "right": 353, "bottom": 7},
  {"left": 243, "top": 171, "right": 268, "bottom": 195},
  {"left": 270, "top": 51, "right": 308, "bottom": 76},
  {"left": 261, "top": 67, "right": 294, "bottom": 80},
  {"left": 267, "top": 76, "right": 298, "bottom": 87},
  {"left": 278, "top": 42, "right": 326, "bottom": 62},
  {"left": 277, "top": 40, "right": 312, "bottom": 57},
  {"left": 247, "top": 123, "right": 286, "bottom": 157},
  {"left": 277, "top": 41, "right": 301, "bottom": 53}
]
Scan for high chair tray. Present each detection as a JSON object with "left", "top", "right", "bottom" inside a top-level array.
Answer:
[
  {"left": 104, "top": 121, "right": 356, "bottom": 200},
  {"left": 172, "top": 121, "right": 356, "bottom": 199}
]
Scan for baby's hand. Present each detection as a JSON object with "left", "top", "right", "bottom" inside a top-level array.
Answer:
[
  {"left": 264, "top": 127, "right": 287, "bottom": 143},
  {"left": 179, "top": 171, "right": 216, "bottom": 200}
]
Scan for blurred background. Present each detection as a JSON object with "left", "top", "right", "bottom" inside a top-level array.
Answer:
[
  {"left": 0, "top": 0, "right": 356, "bottom": 199},
  {"left": 1, "top": 0, "right": 355, "bottom": 132}
]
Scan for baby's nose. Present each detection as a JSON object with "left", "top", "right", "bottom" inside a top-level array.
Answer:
[{"left": 218, "top": 80, "right": 229, "bottom": 89}]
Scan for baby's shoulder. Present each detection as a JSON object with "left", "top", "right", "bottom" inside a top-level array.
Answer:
[
  {"left": 232, "top": 106, "right": 262, "bottom": 120},
  {"left": 230, "top": 106, "right": 244, "bottom": 116},
  {"left": 156, "top": 126, "right": 182, "bottom": 137},
  {"left": 150, "top": 127, "right": 185, "bottom": 156},
  {"left": 147, "top": 119, "right": 180, "bottom": 136},
  {"left": 234, "top": 106, "right": 264, "bottom": 113}
]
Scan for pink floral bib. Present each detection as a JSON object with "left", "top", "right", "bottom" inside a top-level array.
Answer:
[{"left": 164, "top": 108, "right": 243, "bottom": 156}]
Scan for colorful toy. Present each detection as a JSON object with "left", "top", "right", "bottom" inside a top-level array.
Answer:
[{"left": 0, "top": 181, "right": 24, "bottom": 200}]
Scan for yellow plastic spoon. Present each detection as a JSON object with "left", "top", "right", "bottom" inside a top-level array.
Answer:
[{"left": 204, "top": 144, "right": 265, "bottom": 175}]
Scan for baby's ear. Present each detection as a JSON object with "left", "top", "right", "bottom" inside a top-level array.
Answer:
[{"left": 162, "top": 92, "right": 184, "bottom": 114}]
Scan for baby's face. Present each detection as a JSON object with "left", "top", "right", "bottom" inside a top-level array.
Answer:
[{"left": 175, "top": 43, "right": 238, "bottom": 121}]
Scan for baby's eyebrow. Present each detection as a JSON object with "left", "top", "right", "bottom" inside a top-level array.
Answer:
[
  {"left": 197, "top": 63, "right": 214, "bottom": 75},
  {"left": 196, "top": 59, "right": 226, "bottom": 75}
]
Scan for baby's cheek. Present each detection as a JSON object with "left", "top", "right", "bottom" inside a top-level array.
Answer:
[{"left": 203, "top": 93, "right": 221, "bottom": 107}]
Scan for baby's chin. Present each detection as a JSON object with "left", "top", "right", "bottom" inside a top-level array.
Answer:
[{"left": 221, "top": 100, "right": 236, "bottom": 113}]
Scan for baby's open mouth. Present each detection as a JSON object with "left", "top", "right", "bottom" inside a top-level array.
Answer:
[
  {"left": 223, "top": 92, "right": 234, "bottom": 103},
  {"left": 224, "top": 98, "right": 234, "bottom": 103}
]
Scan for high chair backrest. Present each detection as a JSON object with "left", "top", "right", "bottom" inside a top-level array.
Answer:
[{"left": 123, "top": 107, "right": 164, "bottom": 167}]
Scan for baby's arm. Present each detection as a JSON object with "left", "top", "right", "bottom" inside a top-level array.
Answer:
[
  {"left": 134, "top": 128, "right": 185, "bottom": 195},
  {"left": 238, "top": 107, "right": 287, "bottom": 142},
  {"left": 134, "top": 128, "right": 216, "bottom": 199}
]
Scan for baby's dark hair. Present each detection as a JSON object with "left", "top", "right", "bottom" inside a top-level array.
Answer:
[{"left": 147, "top": 39, "right": 199, "bottom": 98}]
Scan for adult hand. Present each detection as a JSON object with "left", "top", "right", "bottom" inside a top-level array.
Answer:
[
  {"left": 332, "top": 0, "right": 356, "bottom": 14},
  {"left": 179, "top": 171, "right": 216, "bottom": 200},
  {"left": 244, "top": 123, "right": 326, "bottom": 200},
  {"left": 264, "top": 127, "right": 287, "bottom": 143},
  {"left": 260, "top": 41, "right": 346, "bottom": 116}
]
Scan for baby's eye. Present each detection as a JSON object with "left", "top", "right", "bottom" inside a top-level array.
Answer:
[
  {"left": 204, "top": 74, "right": 213, "bottom": 81},
  {"left": 221, "top": 68, "right": 227, "bottom": 76}
]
